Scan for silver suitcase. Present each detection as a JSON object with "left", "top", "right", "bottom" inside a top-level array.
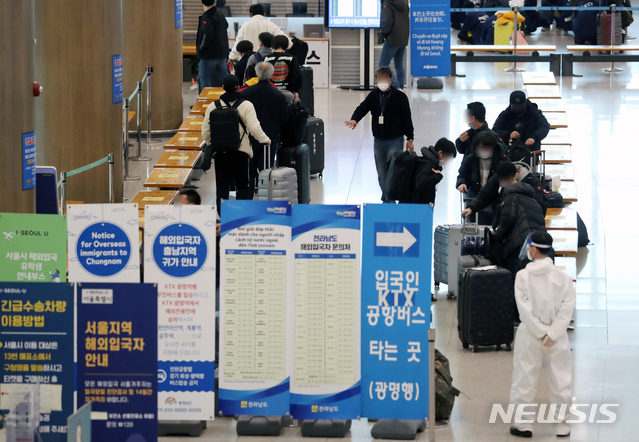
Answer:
[{"left": 257, "top": 145, "right": 298, "bottom": 203}]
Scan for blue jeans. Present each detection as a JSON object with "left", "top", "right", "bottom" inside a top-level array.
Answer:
[
  {"left": 374, "top": 137, "right": 404, "bottom": 202},
  {"left": 379, "top": 44, "right": 406, "bottom": 89},
  {"left": 199, "top": 58, "right": 228, "bottom": 92}
]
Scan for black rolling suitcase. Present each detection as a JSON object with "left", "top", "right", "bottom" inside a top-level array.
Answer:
[
  {"left": 299, "top": 66, "right": 315, "bottom": 116},
  {"left": 457, "top": 266, "right": 514, "bottom": 352},
  {"left": 277, "top": 143, "right": 311, "bottom": 204},
  {"left": 304, "top": 117, "right": 325, "bottom": 177}
]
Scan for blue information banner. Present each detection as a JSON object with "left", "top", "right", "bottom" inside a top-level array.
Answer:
[
  {"left": 76, "top": 283, "right": 158, "bottom": 442},
  {"left": 290, "top": 205, "right": 361, "bottom": 420},
  {"left": 175, "top": 0, "right": 183, "bottom": 28},
  {"left": 0, "top": 282, "right": 74, "bottom": 442},
  {"left": 361, "top": 204, "right": 433, "bottom": 419},
  {"left": 112, "top": 55, "right": 123, "bottom": 104},
  {"left": 22, "top": 132, "right": 36, "bottom": 190},
  {"left": 410, "top": 0, "right": 451, "bottom": 77}
]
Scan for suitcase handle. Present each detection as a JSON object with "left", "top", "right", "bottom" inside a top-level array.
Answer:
[
  {"left": 530, "top": 150, "right": 546, "bottom": 178},
  {"left": 263, "top": 144, "right": 271, "bottom": 170}
]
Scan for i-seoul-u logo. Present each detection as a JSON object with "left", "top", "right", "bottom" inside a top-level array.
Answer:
[
  {"left": 267, "top": 207, "right": 287, "bottom": 214},
  {"left": 336, "top": 211, "right": 357, "bottom": 218}
]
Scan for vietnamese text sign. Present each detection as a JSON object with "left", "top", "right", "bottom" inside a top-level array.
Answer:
[
  {"left": 22, "top": 132, "right": 36, "bottom": 190},
  {"left": 410, "top": 0, "right": 451, "bottom": 77},
  {"left": 361, "top": 204, "right": 433, "bottom": 419},
  {"left": 0, "top": 282, "right": 74, "bottom": 442},
  {"left": 0, "top": 213, "right": 67, "bottom": 282},
  {"left": 67, "top": 204, "right": 140, "bottom": 282},
  {"left": 112, "top": 55, "right": 123, "bottom": 104},
  {"left": 290, "top": 205, "right": 362, "bottom": 419},
  {"left": 76, "top": 283, "right": 158, "bottom": 442},
  {"left": 144, "top": 205, "right": 217, "bottom": 421},
  {"left": 219, "top": 200, "right": 292, "bottom": 415}
]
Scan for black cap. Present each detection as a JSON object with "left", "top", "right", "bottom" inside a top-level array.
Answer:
[
  {"left": 529, "top": 231, "right": 553, "bottom": 249},
  {"left": 466, "top": 102, "right": 486, "bottom": 122},
  {"left": 510, "top": 90, "right": 526, "bottom": 105},
  {"left": 223, "top": 75, "right": 239, "bottom": 88},
  {"left": 496, "top": 161, "right": 517, "bottom": 179}
]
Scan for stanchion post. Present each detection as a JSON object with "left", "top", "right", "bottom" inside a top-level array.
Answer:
[
  {"left": 504, "top": 6, "right": 525, "bottom": 72},
  {"left": 603, "top": 4, "right": 622, "bottom": 73},
  {"left": 146, "top": 66, "right": 154, "bottom": 142},
  {"left": 131, "top": 80, "right": 152, "bottom": 161},
  {"left": 428, "top": 328, "right": 436, "bottom": 442},
  {"left": 123, "top": 98, "right": 140, "bottom": 181},
  {"left": 60, "top": 171, "right": 67, "bottom": 215},
  {"left": 108, "top": 153, "right": 115, "bottom": 203}
]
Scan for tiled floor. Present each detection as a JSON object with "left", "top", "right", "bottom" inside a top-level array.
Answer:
[{"left": 119, "top": 28, "right": 639, "bottom": 442}]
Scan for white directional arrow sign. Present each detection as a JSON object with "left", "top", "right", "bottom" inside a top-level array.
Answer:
[{"left": 376, "top": 227, "right": 417, "bottom": 253}]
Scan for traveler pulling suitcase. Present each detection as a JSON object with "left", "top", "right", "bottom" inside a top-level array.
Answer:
[
  {"left": 457, "top": 265, "right": 514, "bottom": 353},
  {"left": 299, "top": 66, "right": 315, "bottom": 116},
  {"left": 257, "top": 145, "right": 299, "bottom": 203},
  {"left": 304, "top": 117, "right": 325, "bottom": 177},
  {"left": 277, "top": 143, "right": 311, "bottom": 204}
]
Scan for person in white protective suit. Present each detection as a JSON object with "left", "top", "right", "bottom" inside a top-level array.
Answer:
[{"left": 509, "top": 231, "right": 576, "bottom": 438}]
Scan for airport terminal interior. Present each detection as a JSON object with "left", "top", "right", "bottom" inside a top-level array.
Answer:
[{"left": 3, "top": 0, "right": 639, "bottom": 441}]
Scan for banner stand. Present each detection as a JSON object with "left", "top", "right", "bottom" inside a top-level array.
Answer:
[
  {"left": 236, "top": 415, "right": 287, "bottom": 436},
  {"left": 158, "top": 420, "right": 206, "bottom": 437},
  {"left": 301, "top": 420, "right": 352, "bottom": 437},
  {"left": 370, "top": 328, "right": 437, "bottom": 441}
]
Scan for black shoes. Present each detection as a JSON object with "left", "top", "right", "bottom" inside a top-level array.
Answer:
[{"left": 510, "top": 427, "right": 533, "bottom": 438}]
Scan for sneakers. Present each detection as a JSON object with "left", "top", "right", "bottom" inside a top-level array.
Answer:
[
  {"left": 510, "top": 426, "right": 533, "bottom": 438},
  {"left": 556, "top": 423, "right": 571, "bottom": 437}
]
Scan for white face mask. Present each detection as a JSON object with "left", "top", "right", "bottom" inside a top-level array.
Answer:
[
  {"left": 377, "top": 82, "right": 390, "bottom": 92},
  {"left": 477, "top": 149, "right": 493, "bottom": 159},
  {"left": 526, "top": 248, "right": 533, "bottom": 261},
  {"left": 439, "top": 159, "right": 445, "bottom": 167}
]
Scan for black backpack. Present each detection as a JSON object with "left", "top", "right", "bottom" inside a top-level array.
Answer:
[
  {"left": 280, "top": 101, "right": 309, "bottom": 147},
  {"left": 209, "top": 99, "right": 246, "bottom": 153}
]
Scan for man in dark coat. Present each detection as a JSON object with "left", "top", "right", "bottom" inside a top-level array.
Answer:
[
  {"left": 455, "top": 101, "right": 502, "bottom": 156},
  {"left": 399, "top": 138, "right": 457, "bottom": 205},
  {"left": 233, "top": 40, "right": 254, "bottom": 85},
  {"left": 378, "top": 0, "right": 410, "bottom": 89},
  {"left": 241, "top": 62, "right": 288, "bottom": 194},
  {"left": 493, "top": 90, "right": 550, "bottom": 159},
  {"left": 196, "top": 0, "right": 230, "bottom": 91}
]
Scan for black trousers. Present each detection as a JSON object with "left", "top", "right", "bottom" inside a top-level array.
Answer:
[{"left": 214, "top": 150, "right": 252, "bottom": 212}]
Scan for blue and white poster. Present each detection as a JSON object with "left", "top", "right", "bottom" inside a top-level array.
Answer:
[
  {"left": 0, "top": 282, "right": 74, "bottom": 442},
  {"left": 175, "top": 0, "right": 183, "bottom": 28},
  {"left": 22, "top": 132, "right": 36, "bottom": 190},
  {"left": 112, "top": 55, "right": 123, "bottom": 104},
  {"left": 76, "top": 282, "right": 158, "bottom": 442},
  {"left": 67, "top": 204, "right": 140, "bottom": 283},
  {"left": 410, "top": 0, "right": 451, "bottom": 77},
  {"left": 361, "top": 204, "right": 433, "bottom": 420},
  {"left": 290, "top": 205, "right": 361, "bottom": 419},
  {"left": 218, "top": 200, "right": 292, "bottom": 416},
  {"left": 144, "top": 205, "right": 217, "bottom": 421}
]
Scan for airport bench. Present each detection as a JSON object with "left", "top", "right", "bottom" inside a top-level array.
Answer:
[
  {"left": 525, "top": 85, "right": 562, "bottom": 99},
  {"left": 545, "top": 113, "right": 568, "bottom": 129},
  {"left": 549, "top": 229, "right": 579, "bottom": 256},
  {"left": 555, "top": 257, "right": 577, "bottom": 282},
  {"left": 545, "top": 207, "right": 578, "bottom": 231},
  {"left": 558, "top": 181, "right": 577, "bottom": 202},
  {"left": 546, "top": 164, "right": 575, "bottom": 181},
  {"left": 198, "top": 87, "right": 225, "bottom": 102},
  {"left": 164, "top": 133, "right": 206, "bottom": 151},
  {"left": 521, "top": 71, "right": 557, "bottom": 85},
  {"left": 563, "top": 45, "right": 639, "bottom": 76},
  {"left": 130, "top": 189, "right": 179, "bottom": 206},
  {"left": 531, "top": 98, "right": 566, "bottom": 113},
  {"left": 144, "top": 168, "right": 193, "bottom": 189},
  {"left": 155, "top": 150, "right": 203, "bottom": 169},
  {"left": 178, "top": 116, "right": 205, "bottom": 133},
  {"left": 542, "top": 129, "right": 571, "bottom": 145},
  {"left": 190, "top": 100, "right": 211, "bottom": 116},
  {"left": 544, "top": 145, "right": 572, "bottom": 163},
  {"left": 450, "top": 45, "right": 560, "bottom": 77}
]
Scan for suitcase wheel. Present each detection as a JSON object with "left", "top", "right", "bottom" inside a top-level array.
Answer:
[
  {"left": 472, "top": 346, "right": 478, "bottom": 353},
  {"left": 495, "top": 345, "right": 502, "bottom": 351},
  {"left": 505, "top": 344, "right": 512, "bottom": 352},
  {"left": 462, "top": 343, "right": 469, "bottom": 350},
  {"left": 447, "top": 293, "right": 457, "bottom": 300}
]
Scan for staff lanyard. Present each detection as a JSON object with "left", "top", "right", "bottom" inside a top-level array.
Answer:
[{"left": 379, "top": 89, "right": 392, "bottom": 116}]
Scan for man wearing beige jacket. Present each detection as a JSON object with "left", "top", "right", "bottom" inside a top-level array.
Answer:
[
  {"left": 202, "top": 75, "right": 270, "bottom": 210},
  {"left": 228, "top": 4, "right": 289, "bottom": 62}
]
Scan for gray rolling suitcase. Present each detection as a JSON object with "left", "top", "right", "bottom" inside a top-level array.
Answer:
[
  {"left": 257, "top": 145, "right": 298, "bottom": 203},
  {"left": 434, "top": 226, "right": 450, "bottom": 289},
  {"left": 446, "top": 219, "right": 488, "bottom": 299}
]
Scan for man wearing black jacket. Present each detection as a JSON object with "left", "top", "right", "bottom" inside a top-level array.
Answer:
[
  {"left": 264, "top": 35, "right": 302, "bottom": 97},
  {"left": 345, "top": 67, "right": 415, "bottom": 202},
  {"left": 241, "top": 62, "right": 288, "bottom": 194},
  {"left": 456, "top": 102, "right": 502, "bottom": 156},
  {"left": 378, "top": 0, "right": 410, "bottom": 89},
  {"left": 400, "top": 138, "right": 457, "bottom": 205},
  {"left": 493, "top": 91, "right": 550, "bottom": 157},
  {"left": 233, "top": 40, "right": 254, "bottom": 85},
  {"left": 196, "top": 0, "right": 230, "bottom": 91}
]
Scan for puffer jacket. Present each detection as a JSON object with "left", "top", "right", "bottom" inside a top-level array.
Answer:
[
  {"left": 493, "top": 183, "right": 547, "bottom": 256},
  {"left": 456, "top": 142, "right": 509, "bottom": 198},
  {"left": 400, "top": 146, "right": 443, "bottom": 205},
  {"left": 492, "top": 100, "right": 550, "bottom": 152}
]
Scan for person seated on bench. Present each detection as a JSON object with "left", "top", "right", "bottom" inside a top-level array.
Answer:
[
  {"left": 174, "top": 189, "right": 201, "bottom": 206},
  {"left": 521, "top": 0, "right": 546, "bottom": 34},
  {"left": 456, "top": 131, "right": 509, "bottom": 225},
  {"left": 458, "top": 1, "right": 490, "bottom": 45},
  {"left": 233, "top": 40, "right": 254, "bottom": 84},
  {"left": 493, "top": 90, "right": 550, "bottom": 162},
  {"left": 456, "top": 102, "right": 503, "bottom": 156},
  {"left": 572, "top": 0, "right": 601, "bottom": 45}
]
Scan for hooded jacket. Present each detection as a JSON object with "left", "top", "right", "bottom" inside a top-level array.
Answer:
[
  {"left": 379, "top": 0, "right": 410, "bottom": 47},
  {"left": 515, "top": 257, "right": 576, "bottom": 341},
  {"left": 455, "top": 122, "right": 502, "bottom": 156},
  {"left": 492, "top": 100, "right": 550, "bottom": 152},
  {"left": 196, "top": 7, "right": 230, "bottom": 60},
  {"left": 456, "top": 142, "right": 508, "bottom": 198},
  {"left": 229, "top": 15, "right": 289, "bottom": 61},
  {"left": 492, "top": 183, "right": 547, "bottom": 256},
  {"left": 400, "top": 146, "right": 443, "bottom": 205},
  {"left": 467, "top": 161, "right": 547, "bottom": 220}
]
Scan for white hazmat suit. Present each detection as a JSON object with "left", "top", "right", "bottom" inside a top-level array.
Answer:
[{"left": 509, "top": 256, "right": 576, "bottom": 433}]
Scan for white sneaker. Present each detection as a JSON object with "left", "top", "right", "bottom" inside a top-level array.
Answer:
[{"left": 556, "top": 422, "right": 571, "bottom": 437}]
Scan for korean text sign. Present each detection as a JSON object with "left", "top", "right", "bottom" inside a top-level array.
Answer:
[
  {"left": 22, "top": 132, "right": 36, "bottom": 190},
  {"left": 0, "top": 213, "right": 67, "bottom": 283},
  {"left": 112, "top": 55, "right": 123, "bottom": 104},
  {"left": 67, "top": 204, "right": 140, "bottom": 282},
  {"left": 0, "top": 282, "right": 74, "bottom": 442},
  {"left": 144, "top": 205, "right": 217, "bottom": 421},
  {"left": 175, "top": 0, "right": 183, "bottom": 28},
  {"left": 218, "top": 200, "right": 293, "bottom": 416},
  {"left": 290, "top": 205, "right": 361, "bottom": 419},
  {"left": 361, "top": 204, "right": 433, "bottom": 419},
  {"left": 76, "top": 283, "right": 158, "bottom": 442},
  {"left": 410, "top": 0, "right": 451, "bottom": 77}
]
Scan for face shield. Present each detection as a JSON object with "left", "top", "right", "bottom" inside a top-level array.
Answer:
[{"left": 519, "top": 233, "right": 553, "bottom": 261}]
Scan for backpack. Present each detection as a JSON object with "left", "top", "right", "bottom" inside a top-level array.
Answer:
[
  {"left": 280, "top": 101, "right": 309, "bottom": 147},
  {"left": 435, "top": 349, "right": 461, "bottom": 421},
  {"left": 385, "top": 150, "right": 417, "bottom": 202},
  {"left": 209, "top": 99, "right": 246, "bottom": 153}
]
